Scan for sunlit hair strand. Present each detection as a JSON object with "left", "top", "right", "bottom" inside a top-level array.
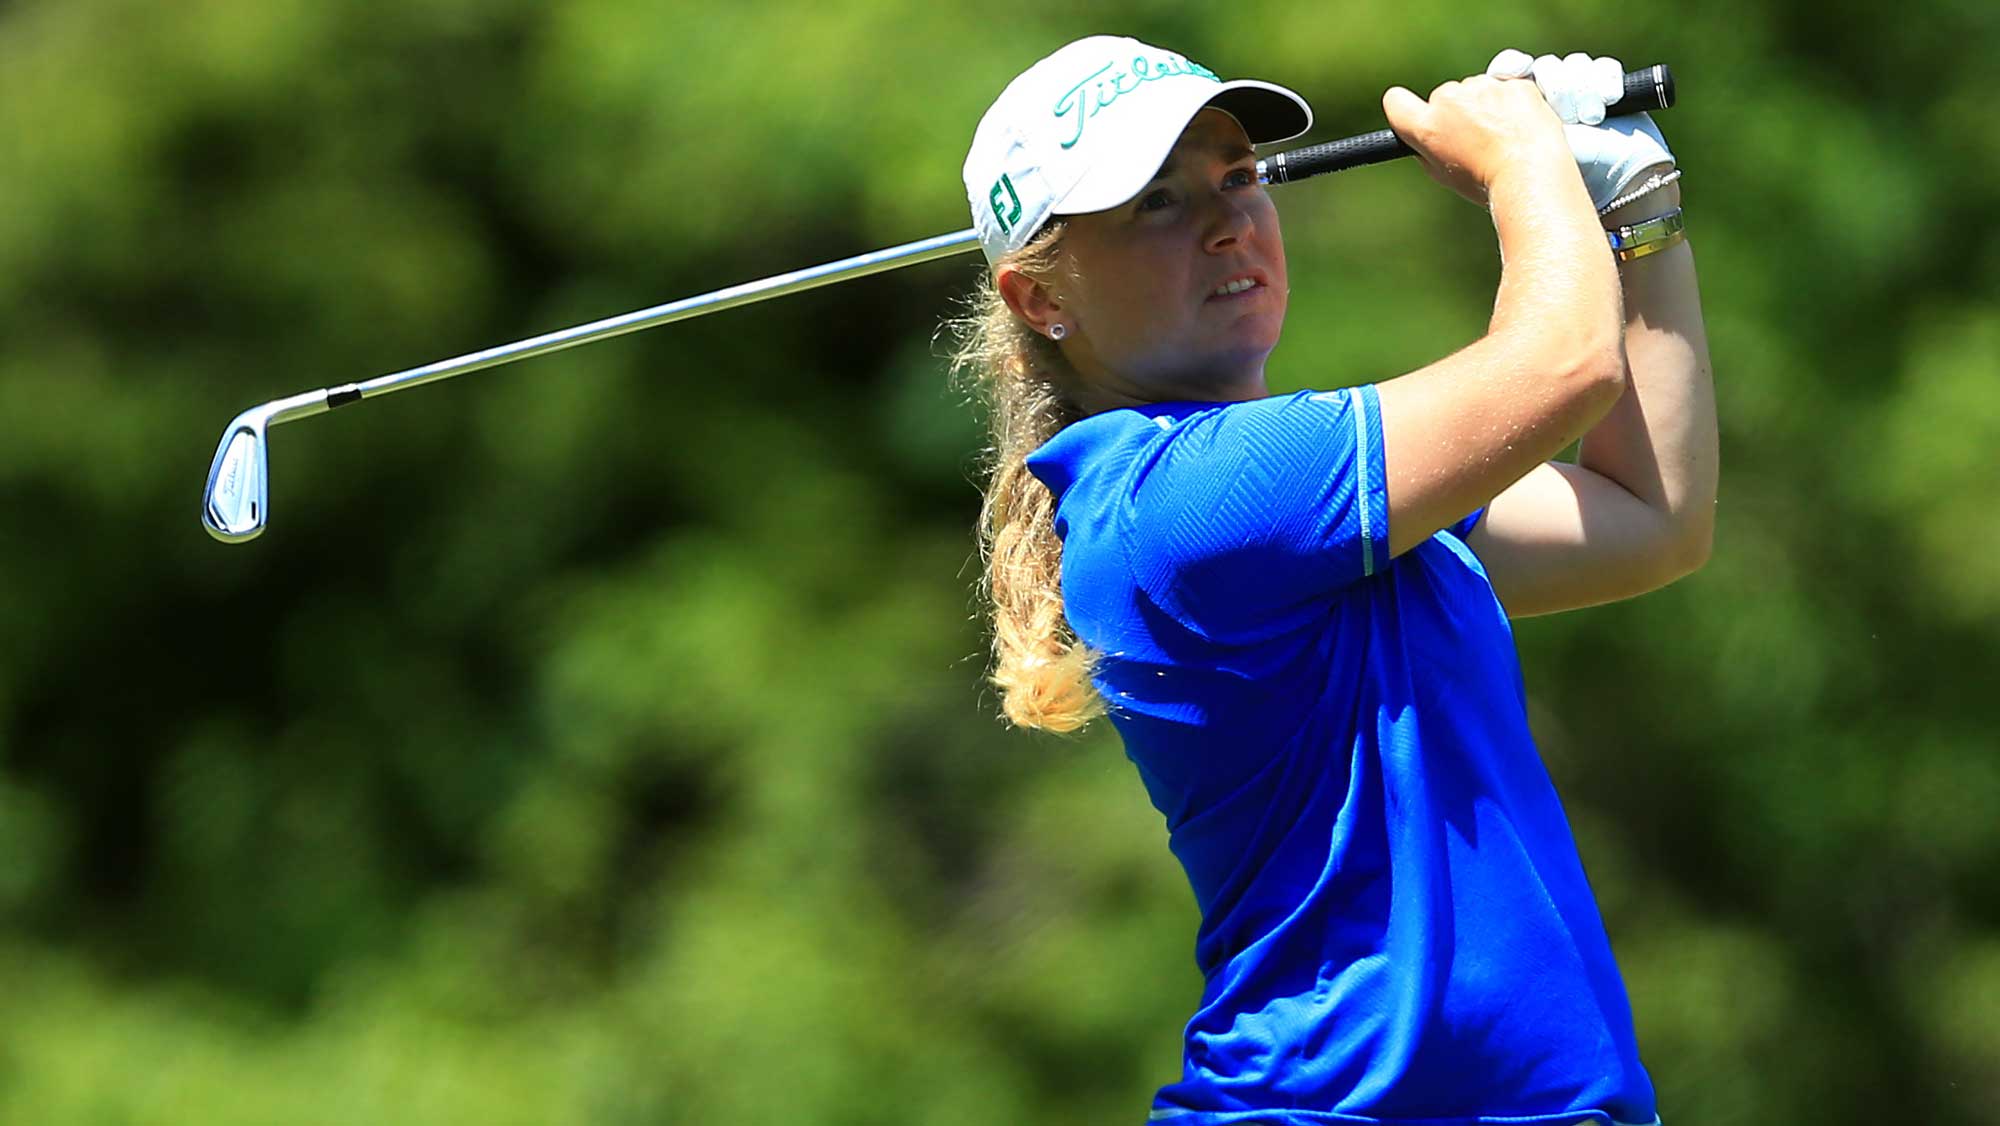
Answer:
[{"left": 942, "top": 222, "right": 1106, "bottom": 734}]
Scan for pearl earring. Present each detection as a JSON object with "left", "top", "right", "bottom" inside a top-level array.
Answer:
[{"left": 1049, "top": 323, "right": 1067, "bottom": 340}]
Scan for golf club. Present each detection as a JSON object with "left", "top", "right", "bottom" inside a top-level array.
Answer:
[{"left": 201, "top": 65, "right": 1675, "bottom": 543}]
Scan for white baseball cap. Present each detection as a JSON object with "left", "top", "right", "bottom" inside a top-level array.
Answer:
[{"left": 963, "top": 35, "right": 1313, "bottom": 267}]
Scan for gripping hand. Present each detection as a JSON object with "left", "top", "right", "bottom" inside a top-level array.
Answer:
[{"left": 1487, "top": 48, "right": 1677, "bottom": 211}]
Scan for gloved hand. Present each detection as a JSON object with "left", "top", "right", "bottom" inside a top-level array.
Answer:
[{"left": 1487, "top": 48, "right": 1676, "bottom": 211}]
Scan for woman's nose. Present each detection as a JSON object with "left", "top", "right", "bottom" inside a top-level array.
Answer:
[{"left": 1204, "top": 197, "right": 1255, "bottom": 252}]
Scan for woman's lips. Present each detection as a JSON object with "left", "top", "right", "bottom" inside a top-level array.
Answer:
[{"left": 1205, "top": 280, "right": 1267, "bottom": 303}]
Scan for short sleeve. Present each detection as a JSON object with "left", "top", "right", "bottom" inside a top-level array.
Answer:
[{"left": 1120, "top": 387, "right": 1389, "bottom": 642}]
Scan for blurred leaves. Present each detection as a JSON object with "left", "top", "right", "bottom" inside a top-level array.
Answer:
[{"left": 1, "top": 1, "right": 1997, "bottom": 1124}]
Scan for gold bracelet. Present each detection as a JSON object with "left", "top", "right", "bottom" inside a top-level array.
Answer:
[
  {"left": 1617, "top": 227, "right": 1685, "bottom": 262},
  {"left": 1606, "top": 208, "right": 1686, "bottom": 263}
]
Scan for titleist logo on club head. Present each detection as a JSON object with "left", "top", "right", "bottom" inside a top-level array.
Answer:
[{"left": 1051, "top": 53, "right": 1219, "bottom": 150}]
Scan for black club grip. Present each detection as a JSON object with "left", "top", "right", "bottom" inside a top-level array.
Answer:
[{"left": 1260, "top": 63, "right": 1675, "bottom": 185}]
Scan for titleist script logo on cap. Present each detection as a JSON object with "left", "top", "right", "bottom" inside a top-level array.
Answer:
[{"left": 1052, "top": 51, "right": 1220, "bottom": 150}]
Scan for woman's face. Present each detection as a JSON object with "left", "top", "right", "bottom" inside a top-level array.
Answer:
[{"left": 1004, "top": 109, "right": 1288, "bottom": 408}]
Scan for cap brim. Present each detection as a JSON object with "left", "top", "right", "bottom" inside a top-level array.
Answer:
[{"left": 1052, "top": 78, "right": 1313, "bottom": 216}]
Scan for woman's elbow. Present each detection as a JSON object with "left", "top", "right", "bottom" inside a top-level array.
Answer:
[
  {"left": 1628, "top": 523, "right": 1710, "bottom": 600},
  {"left": 1575, "top": 339, "right": 1631, "bottom": 415},
  {"left": 1665, "top": 507, "right": 1715, "bottom": 579}
]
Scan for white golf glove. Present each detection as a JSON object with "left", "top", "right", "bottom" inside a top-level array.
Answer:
[{"left": 1487, "top": 48, "right": 1676, "bottom": 211}]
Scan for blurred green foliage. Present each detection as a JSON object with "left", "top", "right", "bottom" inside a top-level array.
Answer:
[{"left": 2, "top": 1, "right": 1997, "bottom": 1123}]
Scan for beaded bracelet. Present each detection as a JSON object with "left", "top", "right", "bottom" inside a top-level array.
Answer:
[{"left": 1597, "top": 168, "right": 1683, "bottom": 216}]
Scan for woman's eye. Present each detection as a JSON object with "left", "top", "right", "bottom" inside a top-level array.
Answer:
[
  {"left": 1139, "top": 189, "right": 1173, "bottom": 212},
  {"left": 1226, "top": 167, "right": 1256, "bottom": 187}
]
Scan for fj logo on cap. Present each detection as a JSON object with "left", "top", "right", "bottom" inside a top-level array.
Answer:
[
  {"left": 1052, "top": 53, "right": 1220, "bottom": 150},
  {"left": 989, "top": 174, "right": 1023, "bottom": 235}
]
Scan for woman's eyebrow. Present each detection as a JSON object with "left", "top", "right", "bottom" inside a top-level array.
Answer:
[{"left": 1146, "top": 141, "right": 1258, "bottom": 185}]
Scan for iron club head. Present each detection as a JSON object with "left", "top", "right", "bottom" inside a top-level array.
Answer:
[
  {"left": 200, "top": 390, "right": 332, "bottom": 543},
  {"left": 202, "top": 407, "right": 273, "bottom": 543}
]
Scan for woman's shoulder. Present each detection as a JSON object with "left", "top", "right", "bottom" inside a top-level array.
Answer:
[{"left": 1025, "top": 399, "right": 1225, "bottom": 501}]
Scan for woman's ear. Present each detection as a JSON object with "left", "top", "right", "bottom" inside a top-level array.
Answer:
[{"left": 996, "top": 265, "right": 1062, "bottom": 336}]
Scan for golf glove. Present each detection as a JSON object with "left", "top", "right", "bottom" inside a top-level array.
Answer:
[{"left": 1487, "top": 48, "right": 1677, "bottom": 211}]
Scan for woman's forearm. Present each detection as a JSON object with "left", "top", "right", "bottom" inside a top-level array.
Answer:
[
  {"left": 1486, "top": 153, "right": 1627, "bottom": 374},
  {"left": 1575, "top": 179, "right": 1719, "bottom": 562}
]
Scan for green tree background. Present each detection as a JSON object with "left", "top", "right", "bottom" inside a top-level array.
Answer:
[{"left": 2, "top": 1, "right": 1996, "bottom": 1123}]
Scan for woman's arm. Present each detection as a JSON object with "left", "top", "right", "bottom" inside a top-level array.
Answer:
[
  {"left": 1374, "top": 110, "right": 1629, "bottom": 561},
  {"left": 1465, "top": 174, "right": 1719, "bottom": 616},
  {"left": 1581, "top": 179, "right": 1717, "bottom": 558}
]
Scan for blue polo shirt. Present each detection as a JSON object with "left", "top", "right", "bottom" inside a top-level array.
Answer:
[{"left": 1025, "top": 387, "right": 1658, "bottom": 1126}]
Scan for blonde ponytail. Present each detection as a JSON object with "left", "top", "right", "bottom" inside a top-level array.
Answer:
[{"left": 944, "top": 224, "right": 1105, "bottom": 733}]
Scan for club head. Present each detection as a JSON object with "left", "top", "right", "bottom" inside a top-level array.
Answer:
[{"left": 202, "top": 407, "right": 272, "bottom": 543}]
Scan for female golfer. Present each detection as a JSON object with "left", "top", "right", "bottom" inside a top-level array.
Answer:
[{"left": 951, "top": 35, "right": 1714, "bottom": 1126}]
